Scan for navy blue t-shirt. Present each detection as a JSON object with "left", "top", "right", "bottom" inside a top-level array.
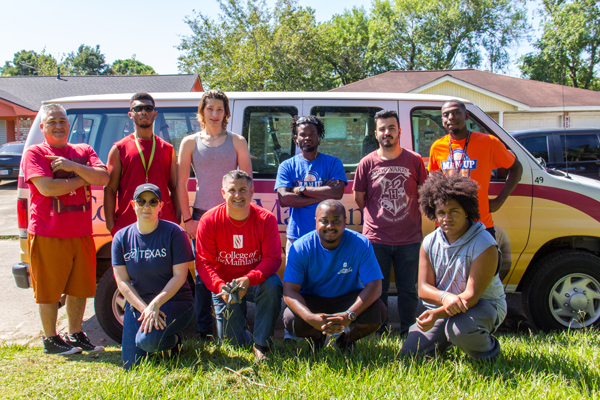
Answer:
[{"left": 112, "top": 220, "right": 194, "bottom": 303}]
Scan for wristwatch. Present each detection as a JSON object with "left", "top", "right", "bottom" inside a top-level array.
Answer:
[
  {"left": 346, "top": 310, "right": 357, "bottom": 321},
  {"left": 298, "top": 185, "right": 307, "bottom": 196}
]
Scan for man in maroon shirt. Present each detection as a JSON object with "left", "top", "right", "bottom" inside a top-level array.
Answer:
[
  {"left": 353, "top": 110, "right": 427, "bottom": 335},
  {"left": 195, "top": 170, "right": 282, "bottom": 362}
]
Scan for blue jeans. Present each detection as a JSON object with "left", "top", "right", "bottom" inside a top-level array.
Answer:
[
  {"left": 213, "top": 274, "right": 282, "bottom": 348},
  {"left": 372, "top": 242, "right": 420, "bottom": 334},
  {"left": 122, "top": 299, "right": 194, "bottom": 370},
  {"left": 192, "top": 237, "right": 214, "bottom": 333}
]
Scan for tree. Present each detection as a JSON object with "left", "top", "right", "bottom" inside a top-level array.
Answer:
[
  {"left": 0, "top": 49, "right": 58, "bottom": 76},
  {"left": 62, "top": 45, "right": 110, "bottom": 76},
  {"left": 519, "top": 0, "right": 600, "bottom": 90},
  {"left": 318, "top": 7, "right": 395, "bottom": 86},
  {"left": 369, "top": 0, "right": 528, "bottom": 72},
  {"left": 111, "top": 56, "right": 156, "bottom": 75},
  {"left": 178, "top": 0, "right": 332, "bottom": 91}
]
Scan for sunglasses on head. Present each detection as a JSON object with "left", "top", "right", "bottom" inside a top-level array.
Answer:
[
  {"left": 131, "top": 105, "right": 155, "bottom": 113},
  {"left": 296, "top": 116, "right": 318, "bottom": 125},
  {"left": 134, "top": 198, "right": 160, "bottom": 207}
]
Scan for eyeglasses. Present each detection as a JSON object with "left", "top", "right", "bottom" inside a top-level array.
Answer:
[
  {"left": 296, "top": 116, "right": 318, "bottom": 125},
  {"left": 131, "top": 105, "right": 155, "bottom": 113},
  {"left": 134, "top": 198, "right": 160, "bottom": 208}
]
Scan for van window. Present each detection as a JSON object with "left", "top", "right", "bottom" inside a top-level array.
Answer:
[
  {"left": 310, "top": 106, "right": 382, "bottom": 174},
  {"left": 559, "top": 134, "right": 600, "bottom": 162},
  {"left": 66, "top": 108, "right": 199, "bottom": 163},
  {"left": 517, "top": 136, "right": 549, "bottom": 161},
  {"left": 411, "top": 108, "right": 493, "bottom": 159},
  {"left": 242, "top": 106, "right": 298, "bottom": 178}
]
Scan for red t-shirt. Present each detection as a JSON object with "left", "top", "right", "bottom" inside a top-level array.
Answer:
[
  {"left": 353, "top": 149, "right": 427, "bottom": 245},
  {"left": 23, "top": 141, "right": 105, "bottom": 238},
  {"left": 113, "top": 133, "right": 176, "bottom": 235},
  {"left": 195, "top": 203, "right": 282, "bottom": 294},
  {"left": 428, "top": 131, "right": 516, "bottom": 228}
]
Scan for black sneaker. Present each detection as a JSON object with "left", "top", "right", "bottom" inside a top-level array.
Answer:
[
  {"left": 43, "top": 335, "right": 82, "bottom": 355},
  {"left": 63, "top": 332, "right": 105, "bottom": 353},
  {"left": 335, "top": 333, "right": 356, "bottom": 352}
]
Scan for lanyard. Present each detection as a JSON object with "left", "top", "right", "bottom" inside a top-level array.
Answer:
[
  {"left": 134, "top": 133, "right": 156, "bottom": 183},
  {"left": 448, "top": 130, "right": 472, "bottom": 172}
]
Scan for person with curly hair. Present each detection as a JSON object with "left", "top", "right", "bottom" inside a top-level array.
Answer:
[
  {"left": 401, "top": 171, "right": 507, "bottom": 360},
  {"left": 275, "top": 116, "right": 347, "bottom": 256},
  {"left": 428, "top": 100, "right": 522, "bottom": 239}
]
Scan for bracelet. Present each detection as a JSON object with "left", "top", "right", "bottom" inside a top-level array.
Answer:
[
  {"left": 439, "top": 291, "right": 449, "bottom": 303},
  {"left": 183, "top": 217, "right": 193, "bottom": 223}
]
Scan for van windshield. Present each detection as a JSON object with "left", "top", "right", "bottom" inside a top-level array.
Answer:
[{"left": 66, "top": 107, "right": 200, "bottom": 163}]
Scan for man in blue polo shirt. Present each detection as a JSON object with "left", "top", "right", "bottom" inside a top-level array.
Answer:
[
  {"left": 275, "top": 116, "right": 347, "bottom": 255},
  {"left": 282, "top": 200, "right": 387, "bottom": 350}
]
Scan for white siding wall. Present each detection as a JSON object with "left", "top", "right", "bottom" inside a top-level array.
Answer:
[{"left": 503, "top": 112, "right": 563, "bottom": 132}]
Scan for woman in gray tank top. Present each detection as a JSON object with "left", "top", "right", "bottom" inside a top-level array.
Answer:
[
  {"left": 401, "top": 171, "right": 506, "bottom": 360},
  {"left": 176, "top": 89, "right": 252, "bottom": 337}
]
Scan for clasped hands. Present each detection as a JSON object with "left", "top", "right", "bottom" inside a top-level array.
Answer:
[
  {"left": 417, "top": 292, "right": 468, "bottom": 332},
  {"left": 139, "top": 300, "right": 167, "bottom": 334},
  {"left": 308, "top": 312, "right": 351, "bottom": 335}
]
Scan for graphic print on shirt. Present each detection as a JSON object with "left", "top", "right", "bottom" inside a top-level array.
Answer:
[
  {"left": 293, "top": 170, "right": 323, "bottom": 187},
  {"left": 233, "top": 235, "right": 243, "bottom": 249},
  {"left": 440, "top": 149, "right": 478, "bottom": 178},
  {"left": 124, "top": 247, "right": 168, "bottom": 262},
  {"left": 337, "top": 262, "right": 353, "bottom": 274},
  {"left": 51, "top": 155, "right": 91, "bottom": 214},
  {"left": 371, "top": 166, "right": 412, "bottom": 222}
]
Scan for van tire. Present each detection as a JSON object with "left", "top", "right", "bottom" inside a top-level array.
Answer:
[
  {"left": 95, "top": 269, "right": 124, "bottom": 344},
  {"left": 521, "top": 250, "right": 600, "bottom": 330}
]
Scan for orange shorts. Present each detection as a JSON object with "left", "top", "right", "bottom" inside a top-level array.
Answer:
[{"left": 28, "top": 234, "right": 96, "bottom": 304}]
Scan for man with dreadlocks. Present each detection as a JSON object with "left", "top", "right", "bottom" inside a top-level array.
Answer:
[
  {"left": 275, "top": 116, "right": 347, "bottom": 256},
  {"left": 401, "top": 171, "right": 507, "bottom": 360}
]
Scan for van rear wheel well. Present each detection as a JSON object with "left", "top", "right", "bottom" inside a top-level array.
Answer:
[{"left": 95, "top": 242, "right": 112, "bottom": 283}]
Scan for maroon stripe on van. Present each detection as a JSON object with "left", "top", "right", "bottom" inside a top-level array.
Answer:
[
  {"left": 18, "top": 176, "right": 27, "bottom": 188},
  {"left": 490, "top": 182, "right": 600, "bottom": 223}
]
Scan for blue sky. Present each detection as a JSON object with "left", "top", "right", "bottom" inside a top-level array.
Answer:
[{"left": 1, "top": 0, "right": 539, "bottom": 77}]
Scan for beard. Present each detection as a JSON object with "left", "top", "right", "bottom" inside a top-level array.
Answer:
[
  {"left": 300, "top": 144, "right": 317, "bottom": 153},
  {"left": 137, "top": 120, "right": 154, "bottom": 129}
]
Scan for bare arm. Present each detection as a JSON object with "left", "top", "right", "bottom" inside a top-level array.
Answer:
[
  {"left": 277, "top": 179, "right": 345, "bottom": 208},
  {"left": 45, "top": 156, "right": 109, "bottom": 187},
  {"left": 30, "top": 176, "right": 87, "bottom": 197},
  {"left": 417, "top": 245, "right": 499, "bottom": 331},
  {"left": 232, "top": 133, "right": 253, "bottom": 177},
  {"left": 354, "top": 190, "right": 366, "bottom": 211},
  {"left": 177, "top": 137, "right": 195, "bottom": 238},
  {"left": 103, "top": 145, "right": 121, "bottom": 233},
  {"left": 283, "top": 281, "right": 329, "bottom": 333},
  {"left": 168, "top": 148, "right": 180, "bottom": 223},
  {"left": 489, "top": 158, "right": 523, "bottom": 213}
]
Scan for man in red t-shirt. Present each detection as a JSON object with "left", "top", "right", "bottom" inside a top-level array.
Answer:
[
  {"left": 354, "top": 110, "right": 427, "bottom": 335},
  {"left": 428, "top": 100, "right": 523, "bottom": 237},
  {"left": 104, "top": 92, "right": 180, "bottom": 236},
  {"left": 196, "top": 170, "right": 282, "bottom": 362},
  {"left": 23, "top": 104, "right": 109, "bottom": 355}
]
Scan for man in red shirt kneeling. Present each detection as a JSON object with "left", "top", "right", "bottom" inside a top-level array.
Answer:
[{"left": 195, "top": 170, "right": 282, "bottom": 362}]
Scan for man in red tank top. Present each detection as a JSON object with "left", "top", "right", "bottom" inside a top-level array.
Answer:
[{"left": 104, "top": 93, "right": 180, "bottom": 236}]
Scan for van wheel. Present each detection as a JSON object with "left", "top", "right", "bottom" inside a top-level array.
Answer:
[
  {"left": 522, "top": 250, "right": 600, "bottom": 330},
  {"left": 95, "top": 269, "right": 124, "bottom": 343}
]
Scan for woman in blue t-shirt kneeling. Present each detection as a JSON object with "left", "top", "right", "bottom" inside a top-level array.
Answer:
[{"left": 112, "top": 183, "right": 195, "bottom": 369}]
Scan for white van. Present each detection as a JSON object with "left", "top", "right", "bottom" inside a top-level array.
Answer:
[{"left": 13, "top": 92, "right": 600, "bottom": 342}]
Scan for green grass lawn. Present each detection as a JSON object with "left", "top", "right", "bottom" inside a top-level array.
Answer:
[{"left": 1, "top": 330, "right": 598, "bottom": 399}]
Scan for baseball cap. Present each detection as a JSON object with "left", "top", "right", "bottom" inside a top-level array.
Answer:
[{"left": 133, "top": 183, "right": 162, "bottom": 201}]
